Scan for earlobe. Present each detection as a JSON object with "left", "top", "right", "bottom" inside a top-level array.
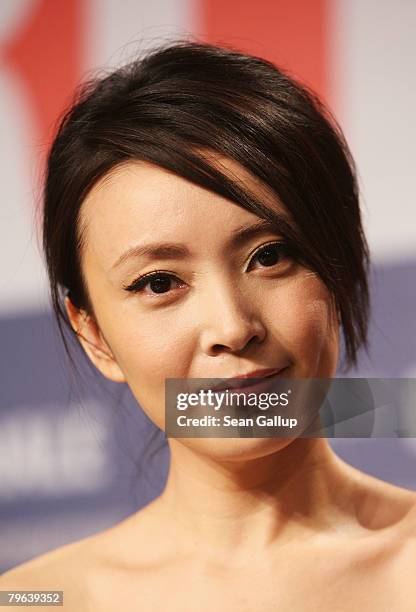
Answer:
[{"left": 64, "top": 296, "right": 126, "bottom": 383}]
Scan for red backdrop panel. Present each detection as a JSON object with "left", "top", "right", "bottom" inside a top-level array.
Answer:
[
  {"left": 200, "top": 0, "right": 329, "bottom": 102},
  {"left": 3, "top": 0, "right": 85, "bottom": 164}
]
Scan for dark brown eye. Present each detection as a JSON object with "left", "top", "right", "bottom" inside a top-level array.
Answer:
[
  {"left": 251, "top": 242, "right": 290, "bottom": 268},
  {"left": 123, "top": 272, "right": 182, "bottom": 295},
  {"left": 147, "top": 274, "right": 173, "bottom": 294}
]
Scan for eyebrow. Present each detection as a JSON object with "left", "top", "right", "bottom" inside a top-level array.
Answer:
[{"left": 112, "top": 216, "right": 289, "bottom": 270}]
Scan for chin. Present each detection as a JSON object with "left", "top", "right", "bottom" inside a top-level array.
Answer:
[{"left": 175, "top": 436, "right": 297, "bottom": 462}]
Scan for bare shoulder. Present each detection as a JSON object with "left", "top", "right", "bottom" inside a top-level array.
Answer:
[
  {"left": 344, "top": 461, "right": 416, "bottom": 567},
  {"left": 0, "top": 499, "right": 167, "bottom": 611},
  {"left": 376, "top": 488, "right": 416, "bottom": 587},
  {"left": 0, "top": 534, "right": 99, "bottom": 611},
  {"left": 360, "top": 472, "right": 416, "bottom": 535}
]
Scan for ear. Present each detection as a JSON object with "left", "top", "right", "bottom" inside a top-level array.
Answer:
[{"left": 64, "top": 296, "right": 126, "bottom": 383}]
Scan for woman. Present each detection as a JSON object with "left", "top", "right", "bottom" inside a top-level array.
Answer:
[{"left": 2, "top": 40, "right": 415, "bottom": 611}]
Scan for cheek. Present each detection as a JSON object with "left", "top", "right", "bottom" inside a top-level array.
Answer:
[
  {"left": 104, "top": 312, "right": 194, "bottom": 427},
  {"left": 270, "top": 273, "right": 339, "bottom": 376},
  {"left": 109, "top": 310, "right": 189, "bottom": 375}
]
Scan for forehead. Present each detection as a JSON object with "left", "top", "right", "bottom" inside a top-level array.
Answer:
[{"left": 78, "top": 156, "right": 286, "bottom": 271}]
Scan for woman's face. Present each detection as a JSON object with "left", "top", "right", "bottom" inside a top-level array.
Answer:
[{"left": 67, "top": 157, "right": 340, "bottom": 459}]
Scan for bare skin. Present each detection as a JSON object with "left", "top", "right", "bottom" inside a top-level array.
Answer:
[
  {"left": 2, "top": 158, "right": 415, "bottom": 610},
  {"left": 1, "top": 446, "right": 415, "bottom": 611}
]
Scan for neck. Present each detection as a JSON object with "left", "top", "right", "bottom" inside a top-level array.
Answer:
[{"left": 158, "top": 438, "right": 359, "bottom": 565}]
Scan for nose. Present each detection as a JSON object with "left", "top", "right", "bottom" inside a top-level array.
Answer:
[{"left": 199, "top": 282, "right": 266, "bottom": 356}]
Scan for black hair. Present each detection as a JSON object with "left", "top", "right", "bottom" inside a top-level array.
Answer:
[{"left": 42, "top": 39, "right": 370, "bottom": 374}]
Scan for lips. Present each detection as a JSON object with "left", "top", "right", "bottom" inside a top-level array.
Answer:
[{"left": 211, "top": 367, "right": 289, "bottom": 393}]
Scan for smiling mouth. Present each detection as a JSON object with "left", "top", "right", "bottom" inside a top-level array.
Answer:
[{"left": 211, "top": 367, "right": 290, "bottom": 393}]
